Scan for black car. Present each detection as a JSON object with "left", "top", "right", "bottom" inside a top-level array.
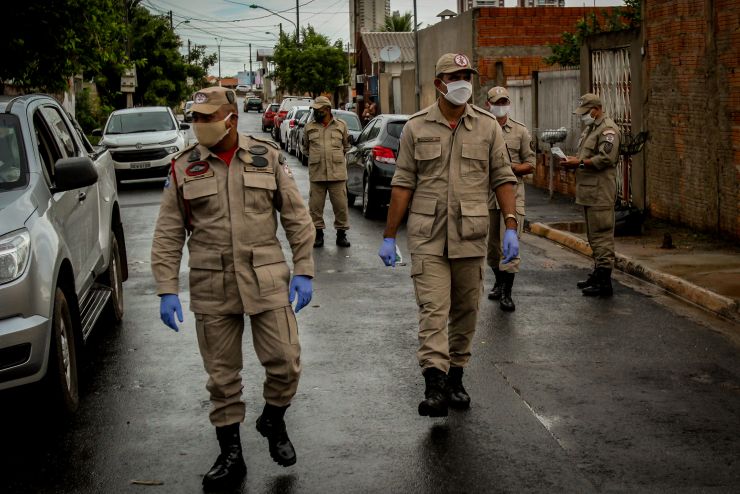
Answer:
[
  {"left": 243, "top": 97, "right": 263, "bottom": 112},
  {"left": 345, "top": 114, "right": 408, "bottom": 218}
]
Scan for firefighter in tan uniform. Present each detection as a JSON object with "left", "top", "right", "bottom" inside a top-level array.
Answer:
[
  {"left": 561, "top": 93, "right": 621, "bottom": 296},
  {"left": 378, "top": 54, "right": 519, "bottom": 417},
  {"left": 151, "top": 87, "right": 315, "bottom": 490},
  {"left": 302, "top": 95, "right": 352, "bottom": 248},
  {"left": 485, "top": 86, "right": 535, "bottom": 311}
]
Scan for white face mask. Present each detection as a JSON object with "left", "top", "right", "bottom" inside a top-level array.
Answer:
[
  {"left": 581, "top": 112, "right": 595, "bottom": 127},
  {"left": 491, "top": 104, "right": 510, "bottom": 118},
  {"left": 440, "top": 80, "right": 473, "bottom": 106}
]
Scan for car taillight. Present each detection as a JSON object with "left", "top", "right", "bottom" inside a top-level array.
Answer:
[
  {"left": 289, "top": 119, "right": 295, "bottom": 128},
  {"left": 278, "top": 111, "right": 287, "bottom": 119},
  {"left": 372, "top": 146, "right": 396, "bottom": 164}
]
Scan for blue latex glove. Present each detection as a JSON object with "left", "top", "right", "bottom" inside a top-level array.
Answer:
[
  {"left": 378, "top": 238, "right": 397, "bottom": 267},
  {"left": 289, "top": 275, "right": 313, "bottom": 313},
  {"left": 502, "top": 228, "right": 519, "bottom": 264},
  {"left": 160, "top": 294, "right": 183, "bottom": 332}
]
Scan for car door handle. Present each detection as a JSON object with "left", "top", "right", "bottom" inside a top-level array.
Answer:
[{"left": 77, "top": 191, "right": 87, "bottom": 202}]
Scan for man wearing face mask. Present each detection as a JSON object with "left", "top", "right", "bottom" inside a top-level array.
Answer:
[
  {"left": 151, "top": 86, "right": 315, "bottom": 490},
  {"left": 302, "top": 96, "right": 352, "bottom": 248},
  {"left": 378, "top": 54, "right": 518, "bottom": 417},
  {"left": 561, "top": 92, "right": 620, "bottom": 296},
  {"left": 484, "top": 86, "right": 535, "bottom": 311}
]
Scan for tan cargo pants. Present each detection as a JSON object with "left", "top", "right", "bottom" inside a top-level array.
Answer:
[
  {"left": 194, "top": 306, "right": 301, "bottom": 427},
  {"left": 487, "top": 209, "right": 523, "bottom": 274},
  {"left": 410, "top": 254, "right": 485, "bottom": 373},
  {"left": 309, "top": 180, "right": 349, "bottom": 231},
  {"left": 584, "top": 206, "right": 615, "bottom": 269}
]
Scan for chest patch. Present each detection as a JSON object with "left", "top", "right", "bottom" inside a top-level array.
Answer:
[
  {"left": 249, "top": 145, "right": 268, "bottom": 156},
  {"left": 251, "top": 156, "right": 269, "bottom": 168},
  {"left": 185, "top": 161, "right": 210, "bottom": 176}
]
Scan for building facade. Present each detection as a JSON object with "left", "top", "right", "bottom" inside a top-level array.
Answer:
[{"left": 350, "top": 0, "right": 391, "bottom": 43}]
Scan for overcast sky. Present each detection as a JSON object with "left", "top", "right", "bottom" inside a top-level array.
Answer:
[{"left": 144, "top": 0, "right": 624, "bottom": 77}]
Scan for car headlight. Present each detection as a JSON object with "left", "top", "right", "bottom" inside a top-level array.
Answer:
[
  {"left": 0, "top": 230, "right": 31, "bottom": 285},
  {"left": 165, "top": 146, "right": 179, "bottom": 154}
]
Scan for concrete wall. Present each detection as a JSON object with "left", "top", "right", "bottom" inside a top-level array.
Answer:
[{"left": 643, "top": 0, "right": 739, "bottom": 240}]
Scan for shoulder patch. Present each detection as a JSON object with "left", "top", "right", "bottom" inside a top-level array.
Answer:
[
  {"left": 173, "top": 142, "right": 198, "bottom": 162},
  {"left": 602, "top": 129, "right": 617, "bottom": 135},
  {"left": 282, "top": 163, "right": 293, "bottom": 178},
  {"left": 250, "top": 135, "right": 280, "bottom": 150}
]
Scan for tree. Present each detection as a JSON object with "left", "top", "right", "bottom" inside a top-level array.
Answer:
[
  {"left": 2, "top": 0, "right": 127, "bottom": 93},
  {"left": 381, "top": 11, "right": 413, "bottom": 32},
  {"left": 544, "top": 1, "right": 641, "bottom": 67},
  {"left": 272, "top": 26, "right": 347, "bottom": 97}
]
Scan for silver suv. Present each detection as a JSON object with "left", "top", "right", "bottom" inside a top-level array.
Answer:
[{"left": 0, "top": 94, "right": 127, "bottom": 413}]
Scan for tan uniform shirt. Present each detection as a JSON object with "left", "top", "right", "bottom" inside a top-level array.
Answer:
[
  {"left": 575, "top": 115, "right": 621, "bottom": 207},
  {"left": 391, "top": 102, "right": 517, "bottom": 259},
  {"left": 303, "top": 117, "right": 350, "bottom": 182},
  {"left": 488, "top": 116, "right": 535, "bottom": 212},
  {"left": 151, "top": 134, "right": 315, "bottom": 316}
]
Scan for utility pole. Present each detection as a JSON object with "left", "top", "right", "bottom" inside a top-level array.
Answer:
[
  {"left": 279, "top": 22, "right": 283, "bottom": 37},
  {"left": 249, "top": 43, "right": 253, "bottom": 86},
  {"left": 187, "top": 39, "right": 191, "bottom": 61},
  {"left": 215, "top": 38, "right": 222, "bottom": 85},
  {"left": 347, "top": 42, "right": 352, "bottom": 110},
  {"left": 169, "top": 10, "right": 173, "bottom": 29},
  {"left": 296, "top": 0, "right": 300, "bottom": 41},
  {"left": 413, "top": 0, "right": 420, "bottom": 111}
]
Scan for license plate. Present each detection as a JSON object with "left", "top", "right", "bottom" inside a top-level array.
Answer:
[{"left": 131, "top": 162, "right": 151, "bottom": 169}]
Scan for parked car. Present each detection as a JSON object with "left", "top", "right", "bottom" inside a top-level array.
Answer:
[
  {"left": 261, "top": 103, "right": 280, "bottom": 132},
  {"left": 345, "top": 114, "right": 409, "bottom": 217},
  {"left": 183, "top": 100, "right": 194, "bottom": 122},
  {"left": 271, "top": 96, "right": 313, "bottom": 144},
  {"left": 281, "top": 106, "right": 309, "bottom": 152},
  {"left": 295, "top": 109, "right": 363, "bottom": 166},
  {"left": 243, "top": 96, "right": 263, "bottom": 113},
  {"left": 0, "top": 94, "right": 128, "bottom": 413},
  {"left": 93, "top": 106, "right": 189, "bottom": 183},
  {"left": 235, "top": 84, "right": 250, "bottom": 94}
]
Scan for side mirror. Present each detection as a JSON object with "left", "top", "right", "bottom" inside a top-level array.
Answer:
[
  {"left": 348, "top": 135, "right": 355, "bottom": 145},
  {"left": 91, "top": 128, "right": 102, "bottom": 136},
  {"left": 179, "top": 123, "right": 190, "bottom": 130},
  {"left": 53, "top": 156, "right": 98, "bottom": 192}
]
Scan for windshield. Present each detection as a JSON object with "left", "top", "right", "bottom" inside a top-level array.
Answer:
[
  {"left": 336, "top": 112, "right": 362, "bottom": 131},
  {"left": 105, "top": 110, "right": 175, "bottom": 135},
  {"left": 0, "top": 115, "right": 27, "bottom": 190},
  {"left": 249, "top": 98, "right": 261, "bottom": 104},
  {"left": 268, "top": 104, "right": 280, "bottom": 112}
]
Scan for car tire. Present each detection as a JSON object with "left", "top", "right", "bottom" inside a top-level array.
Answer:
[
  {"left": 301, "top": 154, "right": 308, "bottom": 167},
  {"left": 362, "top": 176, "right": 379, "bottom": 219},
  {"left": 101, "top": 233, "right": 124, "bottom": 323},
  {"left": 347, "top": 186, "right": 356, "bottom": 207},
  {"left": 262, "top": 125, "right": 267, "bottom": 132},
  {"left": 46, "top": 287, "right": 80, "bottom": 414}
]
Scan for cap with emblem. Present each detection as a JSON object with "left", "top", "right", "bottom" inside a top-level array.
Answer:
[
  {"left": 574, "top": 93, "right": 602, "bottom": 115},
  {"left": 191, "top": 86, "right": 236, "bottom": 115},
  {"left": 435, "top": 53, "right": 478, "bottom": 76},
  {"left": 487, "top": 86, "right": 510, "bottom": 104},
  {"left": 310, "top": 95, "right": 332, "bottom": 110}
]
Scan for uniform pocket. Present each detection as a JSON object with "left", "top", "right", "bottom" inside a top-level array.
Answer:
[
  {"left": 409, "top": 257, "right": 428, "bottom": 305},
  {"left": 414, "top": 142, "right": 442, "bottom": 177},
  {"left": 252, "top": 245, "right": 289, "bottom": 296},
  {"left": 188, "top": 251, "right": 225, "bottom": 300},
  {"left": 576, "top": 173, "right": 599, "bottom": 205},
  {"left": 332, "top": 150, "right": 345, "bottom": 163},
  {"left": 461, "top": 143, "right": 487, "bottom": 177},
  {"left": 243, "top": 171, "right": 276, "bottom": 212},
  {"left": 183, "top": 176, "right": 219, "bottom": 217},
  {"left": 408, "top": 196, "right": 437, "bottom": 238},
  {"left": 460, "top": 200, "right": 489, "bottom": 241}
]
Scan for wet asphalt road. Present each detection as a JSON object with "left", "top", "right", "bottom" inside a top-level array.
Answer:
[{"left": 1, "top": 101, "right": 739, "bottom": 493}]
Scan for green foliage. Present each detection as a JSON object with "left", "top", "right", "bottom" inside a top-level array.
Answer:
[
  {"left": 381, "top": 11, "right": 413, "bottom": 32},
  {"left": 272, "top": 26, "right": 347, "bottom": 97},
  {"left": 544, "top": 1, "right": 641, "bottom": 67},
  {"left": 2, "top": 0, "right": 127, "bottom": 93}
]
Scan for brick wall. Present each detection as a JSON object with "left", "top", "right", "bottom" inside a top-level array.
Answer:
[{"left": 644, "top": 0, "right": 740, "bottom": 240}]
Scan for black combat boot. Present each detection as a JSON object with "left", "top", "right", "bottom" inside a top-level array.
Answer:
[
  {"left": 256, "top": 403, "right": 297, "bottom": 467},
  {"left": 418, "top": 368, "right": 448, "bottom": 417},
  {"left": 202, "top": 423, "right": 247, "bottom": 490},
  {"left": 581, "top": 267, "right": 613, "bottom": 297},
  {"left": 336, "top": 230, "right": 351, "bottom": 247},
  {"left": 447, "top": 366, "right": 471, "bottom": 410},
  {"left": 488, "top": 268, "right": 503, "bottom": 300},
  {"left": 499, "top": 272, "right": 516, "bottom": 312},
  {"left": 313, "top": 229, "right": 324, "bottom": 248},
  {"left": 576, "top": 270, "right": 597, "bottom": 289}
]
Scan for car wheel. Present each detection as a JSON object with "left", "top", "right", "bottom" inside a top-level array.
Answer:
[
  {"left": 47, "top": 287, "right": 80, "bottom": 414},
  {"left": 362, "top": 176, "right": 379, "bottom": 218},
  {"left": 347, "top": 186, "right": 356, "bottom": 207},
  {"left": 301, "top": 153, "right": 308, "bottom": 167},
  {"left": 101, "top": 233, "right": 124, "bottom": 323},
  {"left": 262, "top": 125, "right": 267, "bottom": 132}
]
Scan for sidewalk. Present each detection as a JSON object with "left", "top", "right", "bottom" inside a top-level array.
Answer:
[{"left": 523, "top": 184, "right": 740, "bottom": 324}]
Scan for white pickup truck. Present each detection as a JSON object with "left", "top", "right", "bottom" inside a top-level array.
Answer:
[{"left": 0, "top": 94, "right": 127, "bottom": 413}]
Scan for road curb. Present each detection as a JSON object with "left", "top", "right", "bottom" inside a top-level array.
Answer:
[{"left": 529, "top": 222, "right": 740, "bottom": 323}]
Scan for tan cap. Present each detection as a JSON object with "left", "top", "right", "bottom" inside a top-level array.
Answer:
[
  {"left": 435, "top": 53, "right": 478, "bottom": 76},
  {"left": 311, "top": 96, "right": 332, "bottom": 109},
  {"left": 574, "top": 93, "right": 602, "bottom": 115},
  {"left": 191, "top": 86, "right": 236, "bottom": 114},
  {"left": 487, "top": 86, "right": 510, "bottom": 104}
]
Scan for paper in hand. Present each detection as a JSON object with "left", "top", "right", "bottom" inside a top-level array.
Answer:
[{"left": 550, "top": 146, "right": 567, "bottom": 160}]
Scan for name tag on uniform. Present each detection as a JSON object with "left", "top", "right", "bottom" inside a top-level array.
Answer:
[{"left": 417, "top": 136, "right": 440, "bottom": 143}]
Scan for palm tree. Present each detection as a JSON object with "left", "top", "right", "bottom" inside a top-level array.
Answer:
[{"left": 380, "top": 11, "right": 413, "bottom": 32}]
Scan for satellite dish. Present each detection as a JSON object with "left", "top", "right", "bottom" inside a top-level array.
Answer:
[{"left": 379, "top": 45, "right": 401, "bottom": 62}]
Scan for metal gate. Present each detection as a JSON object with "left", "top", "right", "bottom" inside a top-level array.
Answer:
[{"left": 591, "top": 47, "right": 631, "bottom": 204}]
